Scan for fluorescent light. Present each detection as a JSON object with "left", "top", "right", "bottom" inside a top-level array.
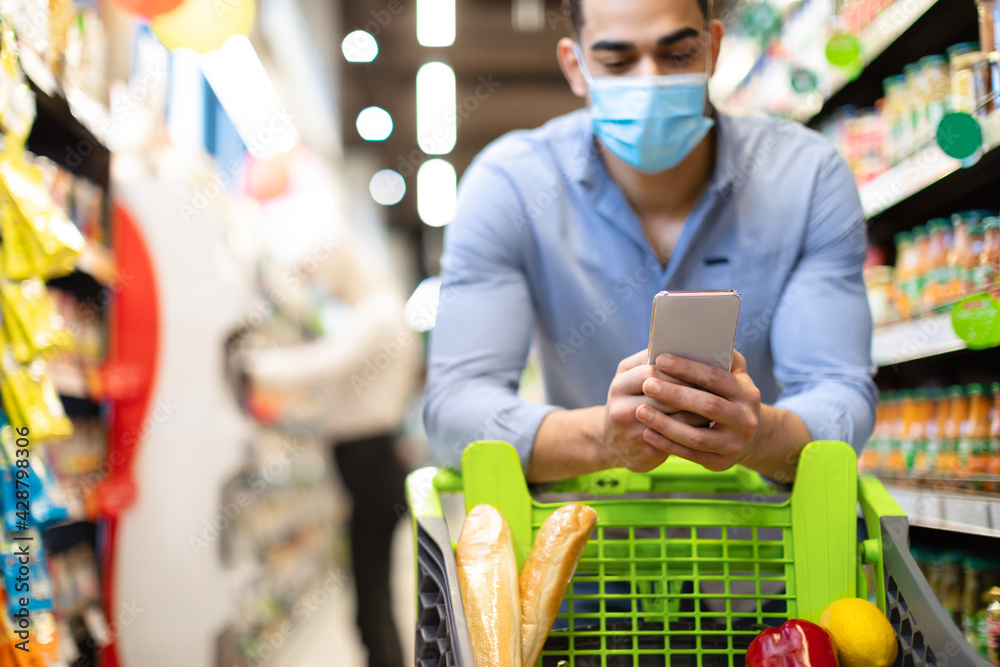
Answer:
[
  {"left": 417, "top": 159, "right": 456, "bottom": 227},
  {"left": 201, "top": 34, "right": 298, "bottom": 158},
  {"left": 416, "top": 62, "right": 456, "bottom": 154},
  {"left": 356, "top": 106, "right": 393, "bottom": 141},
  {"left": 417, "top": 0, "right": 455, "bottom": 47},
  {"left": 342, "top": 30, "right": 378, "bottom": 62},
  {"left": 369, "top": 169, "right": 406, "bottom": 205}
]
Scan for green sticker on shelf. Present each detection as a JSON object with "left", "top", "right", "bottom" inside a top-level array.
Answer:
[
  {"left": 936, "top": 112, "right": 983, "bottom": 161},
  {"left": 951, "top": 293, "right": 1000, "bottom": 349},
  {"left": 825, "top": 32, "right": 862, "bottom": 67}
]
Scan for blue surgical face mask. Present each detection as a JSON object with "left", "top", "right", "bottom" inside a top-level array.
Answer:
[{"left": 574, "top": 44, "right": 715, "bottom": 173}]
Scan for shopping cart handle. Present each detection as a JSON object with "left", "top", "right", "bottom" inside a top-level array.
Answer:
[{"left": 551, "top": 454, "right": 777, "bottom": 496}]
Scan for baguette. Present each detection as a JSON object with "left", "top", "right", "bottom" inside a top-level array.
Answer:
[
  {"left": 519, "top": 503, "right": 598, "bottom": 666},
  {"left": 456, "top": 504, "right": 522, "bottom": 667}
]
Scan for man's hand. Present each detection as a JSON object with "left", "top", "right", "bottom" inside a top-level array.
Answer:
[
  {"left": 636, "top": 350, "right": 762, "bottom": 471},
  {"left": 601, "top": 350, "right": 711, "bottom": 472}
]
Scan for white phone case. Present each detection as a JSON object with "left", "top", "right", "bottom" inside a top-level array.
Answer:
[{"left": 647, "top": 290, "right": 741, "bottom": 370}]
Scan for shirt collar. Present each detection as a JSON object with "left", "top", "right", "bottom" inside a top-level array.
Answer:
[{"left": 568, "top": 107, "right": 737, "bottom": 198}]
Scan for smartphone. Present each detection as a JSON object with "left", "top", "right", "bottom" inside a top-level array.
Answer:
[{"left": 647, "top": 290, "right": 741, "bottom": 371}]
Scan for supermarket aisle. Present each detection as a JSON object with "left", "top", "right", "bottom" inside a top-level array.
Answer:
[{"left": 271, "top": 520, "right": 416, "bottom": 667}]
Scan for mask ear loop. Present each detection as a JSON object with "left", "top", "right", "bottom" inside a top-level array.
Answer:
[{"left": 572, "top": 43, "right": 595, "bottom": 86}]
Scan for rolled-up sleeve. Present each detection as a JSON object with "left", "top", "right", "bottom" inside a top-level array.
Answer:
[
  {"left": 770, "top": 148, "right": 877, "bottom": 452},
  {"left": 423, "top": 158, "right": 556, "bottom": 471}
]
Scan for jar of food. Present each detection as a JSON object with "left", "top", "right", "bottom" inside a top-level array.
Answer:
[
  {"left": 913, "top": 225, "right": 931, "bottom": 313},
  {"left": 879, "top": 390, "right": 901, "bottom": 474},
  {"left": 921, "top": 54, "right": 952, "bottom": 142},
  {"left": 964, "top": 557, "right": 989, "bottom": 650},
  {"left": 978, "top": 0, "right": 1000, "bottom": 114},
  {"left": 894, "top": 231, "right": 917, "bottom": 319},
  {"left": 926, "top": 218, "right": 954, "bottom": 306},
  {"left": 883, "top": 75, "right": 908, "bottom": 165},
  {"left": 949, "top": 42, "right": 984, "bottom": 114},
  {"left": 980, "top": 217, "right": 1000, "bottom": 288},
  {"left": 941, "top": 552, "right": 966, "bottom": 624},
  {"left": 866, "top": 265, "right": 896, "bottom": 326},
  {"left": 987, "top": 586, "right": 1000, "bottom": 665},
  {"left": 963, "top": 383, "right": 992, "bottom": 489},
  {"left": 903, "top": 62, "right": 925, "bottom": 155},
  {"left": 965, "top": 222, "right": 987, "bottom": 294}
]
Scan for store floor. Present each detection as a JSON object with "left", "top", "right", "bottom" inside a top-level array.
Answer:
[{"left": 271, "top": 520, "right": 416, "bottom": 667}]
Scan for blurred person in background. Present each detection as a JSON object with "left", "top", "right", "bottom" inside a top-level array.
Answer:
[
  {"left": 241, "top": 149, "right": 418, "bottom": 667},
  {"left": 424, "top": 0, "right": 876, "bottom": 483}
]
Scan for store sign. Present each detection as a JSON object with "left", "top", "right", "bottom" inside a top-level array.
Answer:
[{"left": 951, "top": 293, "right": 1000, "bottom": 349}]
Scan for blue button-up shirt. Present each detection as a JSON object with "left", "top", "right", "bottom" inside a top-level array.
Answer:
[{"left": 424, "top": 109, "right": 877, "bottom": 471}]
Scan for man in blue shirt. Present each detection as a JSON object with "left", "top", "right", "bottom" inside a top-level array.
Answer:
[{"left": 424, "top": 0, "right": 877, "bottom": 484}]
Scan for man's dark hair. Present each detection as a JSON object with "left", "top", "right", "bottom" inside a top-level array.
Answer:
[{"left": 562, "top": 0, "right": 712, "bottom": 36}]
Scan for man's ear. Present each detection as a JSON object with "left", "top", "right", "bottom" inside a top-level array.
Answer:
[
  {"left": 557, "top": 37, "right": 588, "bottom": 98},
  {"left": 707, "top": 19, "right": 724, "bottom": 77}
]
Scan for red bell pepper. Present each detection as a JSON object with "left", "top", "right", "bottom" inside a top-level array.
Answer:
[{"left": 746, "top": 619, "right": 840, "bottom": 666}]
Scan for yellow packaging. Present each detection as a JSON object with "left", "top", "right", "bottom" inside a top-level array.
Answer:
[{"left": 0, "top": 202, "right": 35, "bottom": 280}]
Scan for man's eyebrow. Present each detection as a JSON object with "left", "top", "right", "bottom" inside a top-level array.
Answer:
[
  {"left": 590, "top": 28, "right": 701, "bottom": 53},
  {"left": 657, "top": 27, "right": 701, "bottom": 46},
  {"left": 591, "top": 40, "right": 635, "bottom": 52}
]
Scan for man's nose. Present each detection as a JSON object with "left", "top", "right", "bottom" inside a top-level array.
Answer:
[{"left": 633, "top": 55, "right": 667, "bottom": 77}]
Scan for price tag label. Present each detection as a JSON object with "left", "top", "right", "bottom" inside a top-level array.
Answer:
[{"left": 951, "top": 293, "right": 1000, "bottom": 349}]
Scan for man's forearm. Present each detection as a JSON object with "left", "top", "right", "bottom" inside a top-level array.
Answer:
[
  {"left": 526, "top": 406, "right": 611, "bottom": 483},
  {"left": 741, "top": 404, "right": 813, "bottom": 484}
]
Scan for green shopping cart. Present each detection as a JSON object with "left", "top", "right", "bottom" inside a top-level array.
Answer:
[{"left": 407, "top": 440, "right": 990, "bottom": 666}]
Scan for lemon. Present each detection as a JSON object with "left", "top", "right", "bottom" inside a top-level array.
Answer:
[{"left": 820, "top": 598, "right": 898, "bottom": 667}]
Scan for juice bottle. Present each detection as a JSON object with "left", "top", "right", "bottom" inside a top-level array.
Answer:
[
  {"left": 879, "top": 390, "right": 901, "bottom": 474},
  {"left": 886, "top": 389, "right": 912, "bottom": 477},
  {"left": 988, "top": 382, "right": 1000, "bottom": 493},
  {"left": 937, "top": 385, "right": 968, "bottom": 487},
  {"left": 926, "top": 218, "right": 953, "bottom": 307},
  {"left": 899, "top": 389, "right": 926, "bottom": 482},
  {"left": 894, "top": 232, "right": 918, "bottom": 319},
  {"left": 916, "top": 387, "right": 946, "bottom": 482},
  {"left": 861, "top": 394, "right": 886, "bottom": 472},
  {"left": 980, "top": 217, "right": 1000, "bottom": 288},
  {"left": 965, "top": 222, "right": 986, "bottom": 294},
  {"left": 962, "top": 383, "right": 991, "bottom": 490}
]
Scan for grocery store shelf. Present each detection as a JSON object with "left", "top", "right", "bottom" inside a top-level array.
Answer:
[
  {"left": 883, "top": 484, "right": 1000, "bottom": 538},
  {"left": 871, "top": 313, "right": 966, "bottom": 366},
  {"left": 791, "top": 0, "right": 941, "bottom": 122},
  {"left": 860, "top": 112, "right": 1000, "bottom": 218},
  {"left": 721, "top": 0, "right": 941, "bottom": 121}
]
